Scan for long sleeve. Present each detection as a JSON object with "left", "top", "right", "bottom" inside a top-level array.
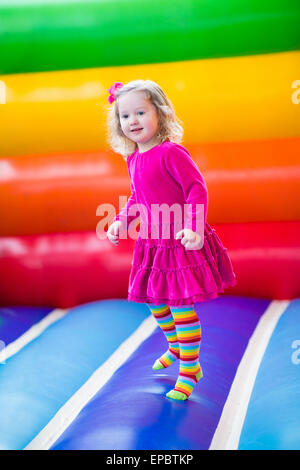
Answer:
[
  {"left": 163, "top": 144, "right": 208, "bottom": 234},
  {"left": 113, "top": 163, "right": 140, "bottom": 229}
]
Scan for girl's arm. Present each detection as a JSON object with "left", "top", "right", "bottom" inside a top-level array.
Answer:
[{"left": 163, "top": 144, "right": 208, "bottom": 234}]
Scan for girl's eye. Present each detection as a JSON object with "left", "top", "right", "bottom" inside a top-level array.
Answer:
[{"left": 121, "top": 111, "right": 144, "bottom": 119}]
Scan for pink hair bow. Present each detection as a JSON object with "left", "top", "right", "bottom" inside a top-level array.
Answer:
[{"left": 107, "top": 82, "right": 124, "bottom": 104}]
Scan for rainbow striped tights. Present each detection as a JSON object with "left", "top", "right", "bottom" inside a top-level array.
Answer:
[{"left": 147, "top": 303, "right": 203, "bottom": 401}]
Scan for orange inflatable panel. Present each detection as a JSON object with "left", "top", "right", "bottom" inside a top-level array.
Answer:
[
  {"left": 0, "top": 137, "right": 299, "bottom": 236},
  {"left": 0, "top": 221, "right": 299, "bottom": 307}
]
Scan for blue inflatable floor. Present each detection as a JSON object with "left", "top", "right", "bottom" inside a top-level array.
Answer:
[{"left": 0, "top": 297, "right": 299, "bottom": 450}]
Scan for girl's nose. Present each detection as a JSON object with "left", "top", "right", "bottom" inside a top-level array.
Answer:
[{"left": 129, "top": 115, "right": 139, "bottom": 126}]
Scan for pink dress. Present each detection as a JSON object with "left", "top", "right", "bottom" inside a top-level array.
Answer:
[{"left": 114, "top": 141, "right": 237, "bottom": 306}]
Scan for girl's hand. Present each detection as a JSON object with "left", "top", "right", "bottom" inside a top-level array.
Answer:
[
  {"left": 107, "top": 220, "right": 124, "bottom": 246},
  {"left": 175, "top": 228, "right": 203, "bottom": 250}
]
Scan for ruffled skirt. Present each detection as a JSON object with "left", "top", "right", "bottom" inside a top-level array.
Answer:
[{"left": 128, "top": 222, "right": 237, "bottom": 306}]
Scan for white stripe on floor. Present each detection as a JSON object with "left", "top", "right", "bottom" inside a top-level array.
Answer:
[
  {"left": 0, "top": 309, "right": 68, "bottom": 363},
  {"left": 209, "top": 300, "right": 290, "bottom": 450},
  {"left": 24, "top": 314, "right": 157, "bottom": 450}
]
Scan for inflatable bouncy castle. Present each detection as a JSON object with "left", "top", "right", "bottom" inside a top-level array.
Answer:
[{"left": 0, "top": 0, "right": 299, "bottom": 450}]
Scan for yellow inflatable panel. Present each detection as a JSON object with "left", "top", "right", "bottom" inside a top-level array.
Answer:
[{"left": 0, "top": 51, "right": 299, "bottom": 156}]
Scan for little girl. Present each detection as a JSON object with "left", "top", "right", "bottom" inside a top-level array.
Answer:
[{"left": 106, "top": 80, "right": 237, "bottom": 401}]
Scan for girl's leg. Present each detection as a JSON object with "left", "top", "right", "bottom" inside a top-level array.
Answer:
[
  {"left": 147, "top": 303, "right": 180, "bottom": 370},
  {"left": 166, "top": 304, "right": 203, "bottom": 400}
]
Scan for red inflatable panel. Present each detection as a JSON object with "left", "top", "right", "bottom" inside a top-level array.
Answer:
[
  {"left": 0, "top": 221, "right": 299, "bottom": 307},
  {"left": 217, "top": 220, "right": 300, "bottom": 300},
  {"left": 0, "top": 231, "right": 134, "bottom": 308}
]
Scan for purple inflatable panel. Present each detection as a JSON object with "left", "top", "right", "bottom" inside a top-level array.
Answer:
[
  {"left": 0, "top": 306, "right": 52, "bottom": 345},
  {"left": 51, "top": 296, "right": 269, "bottom": 450}
]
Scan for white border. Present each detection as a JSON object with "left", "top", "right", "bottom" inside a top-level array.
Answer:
[
  {"left": 24, "top": 314, "right": 157, "bottom": 450},
  {"left": 209, "top": 300, "right": 290, "bottom": 450},
  {"left": 0, "top": 308, "right": 67, "bottom": 363}
]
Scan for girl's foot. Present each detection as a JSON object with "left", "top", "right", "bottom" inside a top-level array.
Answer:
[
  {"left": 166, "top": 368, "right": 203, "bottom": 401},
  {"left": 166, "top": 305, "right": 203, "bottom": 401},
  {"left": 152, "top": 347, "right": 180, "bottom": 370}
]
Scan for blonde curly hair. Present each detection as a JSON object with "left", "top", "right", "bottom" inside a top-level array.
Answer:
[{"left": 106, "top": 79, "right": 184, "bottom": 160}]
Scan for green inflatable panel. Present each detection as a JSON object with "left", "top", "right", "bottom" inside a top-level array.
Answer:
[{"left": 0, "top": 0, "right": 299, "bottom": 75}]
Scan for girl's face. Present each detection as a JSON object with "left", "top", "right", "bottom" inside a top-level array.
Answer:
[{"left": 118, "top": 90, "right": 160, "bottom": 152}]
